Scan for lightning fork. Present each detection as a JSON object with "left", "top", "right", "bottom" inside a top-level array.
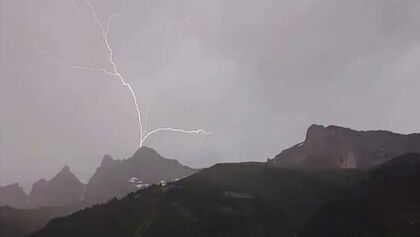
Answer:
[
  {"left": 142, "top": 128, "right": 211, "bottom": 145},
  {"left": 59, "top": 0, "right": 210, "bottom": 147}
]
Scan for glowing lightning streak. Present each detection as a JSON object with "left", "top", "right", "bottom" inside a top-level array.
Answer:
[
  {"left": 69, "top": 0, "right": 210, "bottom": 147},
  {"left": 83, "top": 1, "right": 144, "bottom": 146},
  {"left": 142, "top": 128, "right": 210, "bottom": 145}
]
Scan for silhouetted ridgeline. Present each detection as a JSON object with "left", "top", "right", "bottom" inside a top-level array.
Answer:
[
  {"left": 1, "top": 125, "right": 419, "bottom": 237},
  {"left": 0, "top": 183, "right": 27, "bottom": 208},
  {"left": 269, "top": 124, "right": 420, "bottom": 168},
  {"left": 31, "top": 153, "right": 420, "bottom": 237},
  {"left": 0, "top": 147, "right": 197, "bottom": 237},
  {"left": 84, "top": 146, "right": 197, "bottom": 204},
  {"left": 28, "top": 166, "right": 85, "bottom": 208},
  {"left": 0, "top": 147, "right": 197, "bottom": 209}
]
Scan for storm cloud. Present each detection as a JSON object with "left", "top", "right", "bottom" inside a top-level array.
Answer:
[{"left": 1, "top": 0, "right": 419, "bottom": 190}]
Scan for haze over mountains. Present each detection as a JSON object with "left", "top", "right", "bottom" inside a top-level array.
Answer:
[
  {"left": 31, "top": 153, "right": 420, "bottom": 237},
  {"left": 1, "top": 125, "right": 419, "bottom": 209},
  {"left": 3, "top": 0, "right": 420, "bottom": 190},
  {"left": 2, "top": 0, "right": 420, "bottom": 236},
  {"left": 1, "top": 124, "right": 419, "bottom": 237},
  {"left": 0, "top": 146, "right": 198, "bottom": 237},
  {"left": 28, "top": 166, "right": 85, "bottom": 208},
  {"left": 0, "top": 184, "right": 27, "bottom": 208},
  {"left": 0, "top": 147, "right": 197, "bottom": 209}
]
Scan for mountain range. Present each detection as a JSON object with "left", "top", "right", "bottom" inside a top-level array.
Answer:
[
  {"left": 0, "top": 147, "right": 197, "bottom": 209},
  {"left": 31, "top": 153, "right": 420, "bottom": 237},
  {"left": 3, "top": 124, "right": 418, "bottom": 209},
  {"left": 1, "top": 124, "right": 419, "bottom": 237}
]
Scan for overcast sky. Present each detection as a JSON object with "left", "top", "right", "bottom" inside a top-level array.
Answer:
[{"left": 1, "top": 0, "right": 420, "bottom": 191}]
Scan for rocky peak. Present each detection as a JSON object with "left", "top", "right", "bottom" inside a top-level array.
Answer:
[
  {"left": 0, "top": 183, "right": 28, "bottom": 208},
  {"left": 85, "top": 147, "right": 196, "bottom": 204},
  {"left": 270, "top": 124, "right": 420, "bottom": 169},
  {"left": 304, "top": 124, "right": 329, "bottom": 148},
  {"left": 305, "top": 124, "right": 327, "bottom": 139},
  {"left": 132, "top": 146, "right": 161, "bottom": 160},
  {"left": 60, "top": 165, "right": 71, "bottom": 173},
  {"left": 28, "top": 166, "right": 85, "bottom": 208},
  {"left": 49, "top": 166, "right": 81, "bottom": 185},
  {"left": 101, "top": 154, "right": 114, "bottom": 164},
  {"left": 31, "top": 179, "right": 48, "bottom": 189}
]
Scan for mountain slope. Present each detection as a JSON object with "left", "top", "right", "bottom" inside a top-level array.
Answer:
[
  {"left": 269, "top": 124, "right": 420, "bottom": 168},
  {"left": 84, "top": 147, "right": 197, "bottom": 204},
  {"left": 0, "top": 148, "right": 198, "bottom": 237},
  {"left": 300, "top": 153, "right": 420, "bottom": 237},
  {"left": 32, "top": 162, "right": 364, "bottom": 237},
  {"left": 0, "top": 183, "right": 28, "bottom": 208},
  {"left": 28, "top": 166, "right": 85, "bottom": 208},
  {"left": 0, "top": 206, "right": 74, "bottom": 237},
  {"left": 32, "top": 153, "right": 420, "bottom": 237}
]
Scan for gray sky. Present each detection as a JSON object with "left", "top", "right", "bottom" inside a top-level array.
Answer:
[{"left": 1, "top": 0, "right": 420, "bottom": 191}]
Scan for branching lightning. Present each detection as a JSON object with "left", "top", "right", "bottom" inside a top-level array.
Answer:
[
  {"left": 54, "top": 0, "right": 210, "bottom": 147},
  {"left": 141, "top": 128, "right": 210, "bottom": 145},
  {"left": 83, "top": 1, "right": 146, "bottom": 146}
]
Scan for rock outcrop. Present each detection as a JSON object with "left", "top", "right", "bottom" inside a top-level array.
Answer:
[
  {"left": 84, "top": 147, "right": 197, "bottom": 204},
  {"left": 0, "top": 183, "right": 28, "bottom": 208},
  {"left": 28, "top": 166, "right": 85, "bottom": 207},
  {"left": 269, "top": 124, "right": 420, "bottom": 168}
]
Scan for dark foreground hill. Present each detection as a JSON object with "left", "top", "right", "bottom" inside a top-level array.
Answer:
[
  {"left": 0, "top": 147, "right": 198, "bottom": 237},
  {"left": 269, "top": 125, "right": 420, "bottom": 168},
  {"left": 32, "top": 162, "right": 365, "bottom": 237},
  {"left": 0, "top": 206, "right": 74, "bottom": 237},
  {"left": 32, "top": 153, "right": 420, "bottom": 237},
  {"left": 300, "top": 153, "right": 420, "bottom": 237}
]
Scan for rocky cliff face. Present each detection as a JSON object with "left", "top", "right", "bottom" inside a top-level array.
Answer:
[
  {"left": 28, "top": 166, "right": 85, "bottom": 207},
  {"left": 84, "top": 147, "right": 197, "bottom": 204},
  {"left": 0, "top": 183, "right": 28, "bottom": 208},
  {"left": 269, "top": 125, "right": 420, "bottom": 168}
]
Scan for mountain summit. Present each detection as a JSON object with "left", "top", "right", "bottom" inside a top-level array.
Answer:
[
  {"left": 28, "top": 166, "right": 85, "bottom": 207},
  {"left": 0, "top": 183, "right": 27, "bottom": 208},
  {"left": 269, "top": 124, "right": 420, "bottom": 168},
  {"left": 84, "top": 147, "right": 197, "bottom": 204}
]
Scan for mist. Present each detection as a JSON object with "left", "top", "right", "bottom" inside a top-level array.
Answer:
[{"left": 1, "top": 0, "right": 420, "bottom": 190}]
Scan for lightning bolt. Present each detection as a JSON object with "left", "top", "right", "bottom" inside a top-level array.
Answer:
[
  {"left": 57, "top": 0, "right": 210, "bottom": 147},
  {"left": 142, "top": 128, "right": 210, "bottom": 145}
]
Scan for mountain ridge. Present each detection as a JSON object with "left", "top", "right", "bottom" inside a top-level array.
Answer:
[
  {"left": 269, "top": 124, "right": 420, "bottom": 168},
  {"left": 28, "top": 166, "right": 85, "bottom": 208},
  {"left": 84, "top": 146, "right": 197, "bottom": 204},
  {"left": 0, "top": 183, "right": 28, "bottom": 208},
  {"left": 30, "top": 153, "right": 420, "bottom": 237}
]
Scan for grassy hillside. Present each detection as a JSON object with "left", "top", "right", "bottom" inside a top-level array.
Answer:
[{"left": 32, "top": 162, "right": 364, "bottom": 237}]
